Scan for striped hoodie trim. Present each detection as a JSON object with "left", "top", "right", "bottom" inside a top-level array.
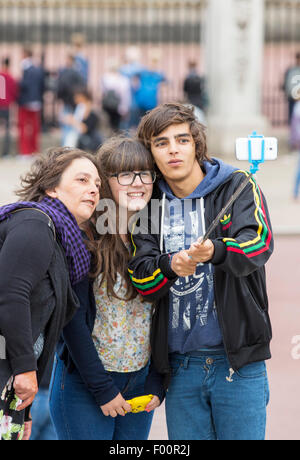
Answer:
[
  {"left": 222, "top": 171, "right": 272, "bottom": 258},
  {"left": 128, "top": 268, "right": 168, "bottom": 296}
]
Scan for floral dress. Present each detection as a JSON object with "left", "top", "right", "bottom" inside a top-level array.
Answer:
[
  {"left": 93, "top": 274, "right": 152, "bottom": 373},
  {"left": 0, "top": 334, "right": 44, "bottom": 440},
  {"left": 0, "top": 377, "right": 25, "bottom": 441}
]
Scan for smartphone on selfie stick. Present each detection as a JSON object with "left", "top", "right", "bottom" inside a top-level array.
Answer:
[{"left": 201, "top": 131, "right": 278, "bottom": 243}]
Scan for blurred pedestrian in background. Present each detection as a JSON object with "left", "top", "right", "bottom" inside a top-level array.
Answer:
[
  {"left": 134, "top": 48, "right": 166, "bottom": 119},
  {"left": 120, "top": 46, "right": 145, "bottom": 130},
  {"left": 183, "top": 59, "right": 208, "bottom": 113},
  {"left": 18, "top": 48, "right": 44, "bottom": 157},
  {"left": 283, "top": 51, "right": 300, "bottom": 125},
  {"left": 71, "top": 33, "right": 89, "bottom": 84},
  {"left": 63, "top": 87, "right": 102, "bottom": 152},
  {"left": 57, "top": 54, "right": 85, "bottom": 146},
  {"left": 289, "top": 96, "right": 300, "bottom": 200},
  {"left": 0, "top": 57, "right": 18, "bottom": 157},
  {"left": 101, "top": 58, "right": 131, "bottom": 133}
]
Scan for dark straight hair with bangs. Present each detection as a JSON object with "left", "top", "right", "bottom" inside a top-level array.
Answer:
[
  {"left": 97, "top": 134, "right": 155, "bottom": 177},
  {"left": 93, "top": 135, "right": 155, "bottom": 301}
]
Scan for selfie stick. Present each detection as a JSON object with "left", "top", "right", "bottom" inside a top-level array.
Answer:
[{"left": 201, "top": 131, "right": 264, "bottom": 243}]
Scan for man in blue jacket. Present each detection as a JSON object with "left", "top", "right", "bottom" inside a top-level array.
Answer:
[{"left": 128, "top": 102, "right": 274, "bottom": 440}]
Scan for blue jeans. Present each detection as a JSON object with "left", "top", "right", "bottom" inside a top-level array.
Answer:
[
  {"left": 294, "top": 151, "right": 300, "bottom": 199},
  {"left": 49, "top": 357, "right": 154, "bottom": 440},
  {"left": 30, "top": 388, "right": 58, "bottom": 440},
  {"left": 0, "top": 108, "right": 11, "bottom": 156},
  {"left": 165, "top": 350, "right": 269, "bottom": 440},
  {"left": 59, "top": 106, "right": 78, "bottom": 148}
]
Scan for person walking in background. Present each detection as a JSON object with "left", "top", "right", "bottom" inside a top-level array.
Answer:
[
  {"left": 0, "top": 147, "right": 101, "bottom": 440},
  {"left": 289, "top": 96, "right": 300, "bottom": 200},
  {"left": 49, "top": 136, "right": 163, "bottom": 440},
  {"left": 183, "top": 59, "right": 208, "bottom": 113},
  {"left": 120, "top": 46, "right": 145, "bottom": 130},
  {"left": 129, "top": 103, "right": 274, "bottom": 440},
  {"left": 71, "top": 33, "right": 89, "bottom": 84},
  {"left": 57, "top": 54, "right": 85, "bottom": 146},
  {"left": 18, "top": 48, "right": 44, "bottom": 157},
  {"left": 283, "top": 52, "right": 300, "bottom": 125},
  {"left": 0, "top": 57, "right": 18, "bottom": 157},
  {"left": 62, "top": 88, "right": 102, "bottom": 152},
  {"left": 101, "top": 58, "right": 131, "bottom": 133},
  {"left": 134, "top": 49, "right": 166, "bottom": 119}
]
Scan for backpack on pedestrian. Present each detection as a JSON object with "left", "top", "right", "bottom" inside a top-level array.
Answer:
[{"left": 102, "top": 89, "right": 121, "bottom": 114}]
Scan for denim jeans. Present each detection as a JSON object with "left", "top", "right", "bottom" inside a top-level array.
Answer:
[
  {"left": 30, "top": 388, "right": 58, "bottom": 440},
  {"left": 59, "top": 106, "right": 78, "bottom": 148},
  {"left": 0, "top": 108, "right": 10, "bottom": 156},
  {"left": 294, "top": 151, "right": 300, "bottom": 199},
  {"left": 49, "top": 356, "right": 154, "bottom": 440},
  {"left": 165, "top": 350, "right": 269, "bottom": 440}
]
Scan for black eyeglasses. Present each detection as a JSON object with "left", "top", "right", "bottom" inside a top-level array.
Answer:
[{"left": 110, "top": 171, "right": 156, "bottom": 186}]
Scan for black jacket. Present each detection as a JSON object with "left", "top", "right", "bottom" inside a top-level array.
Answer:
[
  {"left": 128, "top": 170, "right": 274, "bottom": 389},
  {"left": 0, "top": 210, "right": 79, "bottom": 390}
]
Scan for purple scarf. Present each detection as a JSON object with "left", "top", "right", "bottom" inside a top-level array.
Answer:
[{"left": 0, "top": 196, "right": 91, "bottom": 285}]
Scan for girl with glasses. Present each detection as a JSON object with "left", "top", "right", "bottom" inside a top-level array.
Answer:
[{"left": 49, "top": 136, "right": 163, "bottom": 440}]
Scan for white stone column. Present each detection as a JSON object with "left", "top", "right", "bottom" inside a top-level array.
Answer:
[{"left": 205, "top": 0, "right": 269, "bottom": 156}]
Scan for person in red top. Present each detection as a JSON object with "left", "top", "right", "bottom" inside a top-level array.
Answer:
[
  {"left": 0, "top": 57, "right": 18, "bottom": 157},
  {"left": 18, "top": 48, "right": 44, "bottom": 157}
]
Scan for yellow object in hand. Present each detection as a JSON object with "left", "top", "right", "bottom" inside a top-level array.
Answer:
[{"left": 126, "top": 395, "right": 153, "bottom": 413}]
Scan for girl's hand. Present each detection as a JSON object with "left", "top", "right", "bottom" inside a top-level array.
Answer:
[
  {"left": 100, "top": 393, "right": 132, "bottom": 418},
  {"left": 145, "top": 395, "right": 160, "bottom": 413}
]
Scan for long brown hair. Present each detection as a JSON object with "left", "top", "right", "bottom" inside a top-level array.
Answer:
[{"left": 94, "top": 135, "right": 155, "bottom": 301}]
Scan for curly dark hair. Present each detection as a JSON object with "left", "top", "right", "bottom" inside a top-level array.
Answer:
[
  {"left": 15, "top": 146, "right": 101, "bottom": 202},
  {"left": 15, "top": 147, "right": 101, "bottom": 270}
]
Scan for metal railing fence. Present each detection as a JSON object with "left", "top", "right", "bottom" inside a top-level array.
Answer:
[{"left": 0, "top": 0, "right": 300, "bottom": 126}]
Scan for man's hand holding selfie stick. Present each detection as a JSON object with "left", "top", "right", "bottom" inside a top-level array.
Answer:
[
  {"left": 170, "top": 238, "right": 214, "bottom": 277},
  {"left": 188, "top": 238, "right": 215, "bottom": 263}
]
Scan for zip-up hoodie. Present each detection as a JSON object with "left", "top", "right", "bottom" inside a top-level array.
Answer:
[
  {"left": 128, "top": 161, "right": 273, "bottom": 389},
  {"left": 158, "top": 159, "right": 236, "bottom": 353}
]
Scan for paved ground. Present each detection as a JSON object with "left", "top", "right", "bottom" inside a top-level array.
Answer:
[{"left": 0, "top": 136, "right": 299, "bottom": 440}]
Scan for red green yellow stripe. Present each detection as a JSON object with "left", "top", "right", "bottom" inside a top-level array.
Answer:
[
  {"left": 223, "top": 171, "right": 272, "bottom": 258},
  {"left": 128, "top": 267, "right": 168, "bottom": 296},
  {"left": 135, "top": 277, "right": 168, "bottom": 296}
]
